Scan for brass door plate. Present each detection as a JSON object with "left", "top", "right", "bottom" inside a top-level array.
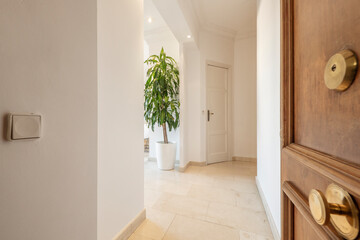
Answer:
[
  {"left": 309, "top": 184, "right": 359, "bottom": 239},
  {"left": 324, "top": 50, "right": 358, "bottom": 91},
  {"left": 326, "top": 184, "right": 359, "bottom": 240},
  {"left": 309, "top": 189, "right": 330, "bottom": 225}
]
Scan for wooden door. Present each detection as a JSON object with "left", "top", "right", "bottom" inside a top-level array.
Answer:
[
  {"left": 281, "top": 0, "right": 360, "bottom": 239},
  {"left": 207, "top": 65, "right": 229, "bottom": 164}
]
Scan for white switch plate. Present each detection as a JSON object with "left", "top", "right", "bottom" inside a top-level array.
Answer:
[{"left": 7, "top": 114, "right": 41, "bottom": 141}]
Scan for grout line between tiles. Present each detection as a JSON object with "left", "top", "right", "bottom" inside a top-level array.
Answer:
[
  {"left": 145, "top": 161, "right": 272, "bottom": 239},
  {"left": 161, "top": 214, "right": 177, "bottom": 240}
]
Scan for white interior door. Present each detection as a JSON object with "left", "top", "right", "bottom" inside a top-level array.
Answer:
[{"left": 206, "top": 65, "right": 228, "bottom": 164}]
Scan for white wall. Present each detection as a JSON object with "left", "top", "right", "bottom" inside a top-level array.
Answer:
[
  {"left": 199, "top": 31, "right": 235, "bottom": 163},
  {"left": 181, "top": 31, "right": 258, "bottom": 166},
  {"left": 182, "top": 42, "right": 202, "bottom": 166},
  {"left": 150, "top": 1, "right": 257, "bottom": 167},
  {"left": 233, "top": 35, "right": 257, "bottom": 158},
  {"left": 144, "top": 28, "right": 181, "bottom": 160},
  {"left": 199, "top": 31, "right": 235, "bottom": 66},
  {"left": 98, "top": 0, "right": 144, "bottom": 239},
  {"left": 144, "top": 41, "right": 150, "bottom": 139},
  {"left": 144, "top": 40, "right": 150, "bottom": 84},
  {"left": 179, "top": 31, "right": 237, "bottom": 166},
  {"left": 152, "top": 0, "right": 196, "bottom": 44},
  {"left": 177, "top": 0, "right": 200, "bottom": 45},
  {"left": 0, "top": 1, "right": 97, "bottom": 239},
  {"left": 257, "top": 0, "right": 281, "bottom": 234},
  {"left": 145, "top": 28, "right": 180, "bottom": 60}
]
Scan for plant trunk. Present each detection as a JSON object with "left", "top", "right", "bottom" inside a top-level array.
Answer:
[{"left": 162, "top": 123, "right": 168, "bottom": 144}]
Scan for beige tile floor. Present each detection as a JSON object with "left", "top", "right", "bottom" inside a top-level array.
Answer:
[{"left": 129, "top": 160, "right": 274, "bottom": 240}]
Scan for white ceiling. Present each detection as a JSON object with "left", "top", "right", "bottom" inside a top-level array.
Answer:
[
  {"left": 144, "top": 0, "right": 194, "bottom": 43},
  {"left": 189, "top": 0, "right": 256, "bottom": 37},
  {"left": 144, "top": 0, "right": 168, "bottom": 33},
  {"left": 144, "top": 0, "right": 256, "bottom": 40}
]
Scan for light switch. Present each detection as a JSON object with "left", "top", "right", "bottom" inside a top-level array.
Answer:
[{"left": 7, "top": 114, "right": 41, "bottom": 140}]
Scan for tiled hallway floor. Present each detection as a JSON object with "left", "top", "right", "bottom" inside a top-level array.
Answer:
[{"left": 129, "top": 160, "right": 274, "bottom": 240}]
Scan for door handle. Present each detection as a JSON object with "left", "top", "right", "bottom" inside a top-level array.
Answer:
[
  {"left": 309, "top": 184, "right": 359, "bottom": 239},
  {"left": 207, "top": 110, "right": 214, "bottom": 122}
]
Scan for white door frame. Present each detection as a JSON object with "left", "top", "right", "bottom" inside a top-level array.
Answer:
[{"left": 204, "top": 61, "right": 233, "bottom": 165}]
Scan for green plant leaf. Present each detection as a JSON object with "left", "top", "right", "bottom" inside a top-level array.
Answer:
[{"left": 144, "top": 47, "right": 180, "bottom": 142}]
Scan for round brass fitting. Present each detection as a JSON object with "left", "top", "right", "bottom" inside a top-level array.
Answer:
[
  {"left": 309, "top": 184, "right": 359, "bottom": 240},
  {"left": 324, "top": 50, "right": 358, "bottom": 91}
]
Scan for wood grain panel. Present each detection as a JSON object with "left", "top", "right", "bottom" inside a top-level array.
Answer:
[
  {"left": 281, "top": 0, "right": 360, "bottom": 238},
  {"left": 294, "top": 208, "right": 327, "bottom": 240},
  {"left": 293, "top": 0, "right": 360, "bottom": 164},
  {"left": 283, "top": 181, "right": 340, "bottom": 239},
  {"left": 285, "top": 145, "right": 360, "bottom": 198},
  {"left": 280, "top": 0, "right": 294, "bottom": 148},
  {"left": 282, "top": 191, "right": 294, "bottom": 239},
  {"left": 282, "top": 149, "right": 360, "bottom": 239}
]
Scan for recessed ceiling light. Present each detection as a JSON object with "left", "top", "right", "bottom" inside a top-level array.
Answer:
[
  {"left": 187, "top": 35, "right": 191, "bottom": 39},
  {"left": 148, "top": 17, "right": 152, "bottom": 23}
]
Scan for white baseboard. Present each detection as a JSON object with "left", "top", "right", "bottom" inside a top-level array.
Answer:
[
  {"left": 255, "top": 177, "right": 280, "bottom": 240},
  {"left": 178, "top": 161, "right": 191, "bottom": 172},
  {"left": 147, "top": 157, "right": 180, "bottom": 165},
  {"left": 148, "top": 158, "right": 205, "bottom": 172},
  {"left": 112, "top": 208, "right": 146, "bottom": 240},
  {"left": 189, "top": 161, "right": 206, "bottom": 167},
  {"left": 232, "top": 156, "right": 257, "bottom": 163},
  {"left": 178, "top": 161, "right": 206, "bottom": 172}
]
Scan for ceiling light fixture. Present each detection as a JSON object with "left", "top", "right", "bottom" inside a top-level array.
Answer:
[
  {"left": 187, "top": 35, "right": 191, "bottom": 39},
  {"left": 148, "top": 17, "right": 152, "bottom": 23}
]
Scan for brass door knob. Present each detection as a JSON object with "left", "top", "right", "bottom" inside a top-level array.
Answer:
[{"left": 309, "top": 184, "right": 359, "bottom": 240}]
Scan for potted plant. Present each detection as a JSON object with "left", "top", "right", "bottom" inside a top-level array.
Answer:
[{"left": 144, "top": 48, "right": 180, "bottom": 170}]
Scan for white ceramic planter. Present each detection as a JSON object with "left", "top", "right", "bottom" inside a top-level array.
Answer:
[{"left": 156, "top": 141, "right": 176, "bottom": 170}]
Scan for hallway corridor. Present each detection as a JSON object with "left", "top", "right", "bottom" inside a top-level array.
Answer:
[{"left": 129, "top": 161, "right": 273, "bottom": 240}]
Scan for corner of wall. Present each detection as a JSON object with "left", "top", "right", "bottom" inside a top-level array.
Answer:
[
  {"left": 256, "top": 177, "right": 281, "bottom": 240},
  {"left": 256, "top": 0, "right": 281, "bottom": 236},
  {"left": 112, "top": 209, "right": 146, "bottom": 240}
]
